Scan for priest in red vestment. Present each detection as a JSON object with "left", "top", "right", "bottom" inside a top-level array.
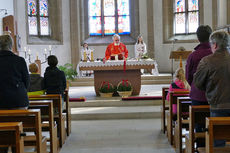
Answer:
[{"left": 105, "top": 34, "right": 128, "bottom": 60}]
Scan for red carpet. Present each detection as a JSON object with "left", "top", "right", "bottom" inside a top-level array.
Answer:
[
  {"left": 69, "top": 97, "right": 86, "bottom": 102},
  {"left": 122, "top": 96, "right": 162, "bottom": 101}
]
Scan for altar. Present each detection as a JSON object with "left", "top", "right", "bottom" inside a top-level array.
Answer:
[{"left": 78, "top": 59, "right": 155, "bottom": 96}]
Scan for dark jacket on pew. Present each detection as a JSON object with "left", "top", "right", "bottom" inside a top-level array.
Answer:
[
  {"left": 44, "top": 66, "right": 66, "bottom": 95},
  {"left": 0, "top": 50, "right": 30, "bottom": 108},
  {"left": 194, "top": 49, "right": 230, "bottom": 110}
]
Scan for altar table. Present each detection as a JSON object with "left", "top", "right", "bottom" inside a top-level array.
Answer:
[{"left": 78, "top": 60, "right": 155, "bottom": 96}]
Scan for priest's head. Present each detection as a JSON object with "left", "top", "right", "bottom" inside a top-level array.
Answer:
[
  {"left": 0, "top": 34, "right": 13, "bottom": 51},
  {"left": 113, "top": 34, "right": 120, "bottom": 46}
]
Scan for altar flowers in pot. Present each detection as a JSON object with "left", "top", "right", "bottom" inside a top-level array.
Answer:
[
  {"left": 117, "top": 80, "right": 132, "bottom": 97},
  {"left": 99, "top": 81, "right": 115, "bottom": 98}
]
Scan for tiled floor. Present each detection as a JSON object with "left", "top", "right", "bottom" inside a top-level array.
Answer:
[{"left": 60, "top": 119, "right": 175, "bottom": 153}]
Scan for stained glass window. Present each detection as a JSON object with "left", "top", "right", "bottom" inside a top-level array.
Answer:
[
  {"left": 174, "top": 0, "right": 199, "bottom": 34},
  {"left": 88, "top": 0, "right": 131, "bottom": 36},
  {"left": 27, "top": 0, "right": 49, "bottom": 36},
  {"left": 175, "top": 0, "right": 185, "bottom": 13}
]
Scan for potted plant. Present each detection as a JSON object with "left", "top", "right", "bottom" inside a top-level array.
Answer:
[
  {"left": 99, "top": 82, "right": 115, "bottom": 97},
  {"left": 117, "top": 80, "right": 132, "bottom": 97},
  {"left": 58, "top": 63, "right": 78, "bottom": 90}
]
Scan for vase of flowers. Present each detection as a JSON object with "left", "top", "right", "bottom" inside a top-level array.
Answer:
[
  {"left": 117, "top": 80, "right": 132, "bottom": 97},
  {"left": 99, "top": 82, "right": 115, "bottom": 98}
]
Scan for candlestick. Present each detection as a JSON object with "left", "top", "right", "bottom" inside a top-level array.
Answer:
[
  {"left": 90, "top": 50, "right": 94, "bottom": 61},
  {"left": 83, "top": 51, "right": 87, "bottom": 61}
]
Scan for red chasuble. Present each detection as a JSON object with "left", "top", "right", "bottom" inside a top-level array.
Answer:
[{"left": 105, "top": 42, "right": 128, "bottom": 60}]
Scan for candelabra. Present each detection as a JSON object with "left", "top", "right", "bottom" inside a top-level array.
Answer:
[{"left": 21, "top": 46, "right": 53, "bottom": 64}]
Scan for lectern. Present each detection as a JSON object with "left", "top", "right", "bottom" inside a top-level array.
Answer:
[{"left": 169, "top": 51, "right": 192, "bottom": 80}]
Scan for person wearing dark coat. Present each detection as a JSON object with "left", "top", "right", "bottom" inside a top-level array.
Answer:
[
  {"left": 0, "top": 35, "right": 29, "bottom": 153},
  {"left": 44, "top": 55, "right": 66, "bottom": 95},
  {"left": 0, "top": 34, "right": 29, "bottom": 109}
]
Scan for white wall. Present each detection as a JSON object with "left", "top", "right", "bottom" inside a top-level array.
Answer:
[{"left": 0, "top": 0, "right": 14, "bottom": 35}]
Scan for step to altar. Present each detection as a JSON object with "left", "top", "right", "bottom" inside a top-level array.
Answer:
[{"left": 71, "top": 106, "right": 161, "bottom": 120}]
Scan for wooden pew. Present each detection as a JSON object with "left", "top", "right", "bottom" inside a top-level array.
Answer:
[
  {"left": 161, "top": 87, "right": 169, "bottom": 133},
  {"left": 167, "top": 90, "right": 190, "bottom": 145},
  {"left": 0, "top": 122, "right": 24, "bottom": 153},
  {"left": 0, "top": 109, "right": 47, "bottom": 153},
  {"left": 64, "top": 89, "right": 71, "bottom": 136},
  {"left": 185, "top": 105, "right": 210, "bottom": 153},
  {"left": 29, "top": 102, "right": 58, "bottom": 153},
  {"left": 175, "top": 97, "right": 191, "bottom": 153},
  {"left": 29, "top": 94, "right": 67, "bottom": 147},
  {"left": 198, "top": 117, "right": 230, "bottom": 153}
]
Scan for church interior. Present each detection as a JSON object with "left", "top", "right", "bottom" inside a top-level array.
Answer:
[{"left": 0, "top": 0, "right": 229, "bottom": 153}]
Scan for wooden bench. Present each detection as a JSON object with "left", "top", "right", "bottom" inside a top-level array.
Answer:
[
  {"left": 64, "top": 89, "right": 71, "bottom": 136},
  {"left": 0, "top": 122, "right": 24, "bottom": 153},
  {"left": 0, "top": 109, "right": 47, "bottom": 153},
  {"left": 166, "top": 91, "right": 190, "bottom": 145},
  {"left": 161, "top": 87, "right": 169, "bottom": 134},
  {"left": 29, "top": 102, "right": 58, "bottom": 153},
  {"left": 198, "top": 117, "right": 230, "bottom": 153},
  {"left": 174, "top": 97, "right": 191, "bottom": 153},
  {"left": 29, "top": 94, "right": 67, "bottom": 147},
  {"left": 185, "top": 105, "right": 210, "bottom": 153}
]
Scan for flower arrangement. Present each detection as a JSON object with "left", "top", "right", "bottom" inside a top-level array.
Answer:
[
  {"left": 117, "top": 80, "right": 132, "bottom": 92},
  {"left": 99, "top": 82, "right": 115, "bottom": 97},
  {"left": 117, "top": 80, "right": 132, "bottom": 97},
  {"left": 99, "top": 82, "right": 114, "bottom": 93}
]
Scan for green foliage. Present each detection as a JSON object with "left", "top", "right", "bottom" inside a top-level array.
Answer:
[
  {"left": 58, "top": 63, "right": 78, "bottom": 81},
  {"left": 99, "top": 83, "right": 115, "bottom": 93},
  {"left": 117, "top": 82, "right": 132, "bottom": 91}
]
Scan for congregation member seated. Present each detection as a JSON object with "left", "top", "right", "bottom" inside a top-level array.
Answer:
[
  {"left": 44, "top": 55, "right": 66, "bottom": 110},
  {"left": 105, "top": 34, "right": 128, "bottom": 60},
  {"left": 0, "top": 34, "right": 29, "bottom": 153},
  {"left": 166, "top": 67, "right": 190, "bottom": 118},
  {"left": 28, "top": 63, "right": 45, "bottom": 95}
]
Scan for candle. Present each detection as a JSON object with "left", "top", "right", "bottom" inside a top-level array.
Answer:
[
  {"left": 36, "top": 52, "right": 39, "bottom": 60},
  {"left": 44, "top": 48, "right": 47, "bottom": 55},
  {"left": 28, "top": 49, "right": 31, "bottom": 55},
  {"left": 24, "top": 47, "right": 27, "bottom": 52},
  {"left": 49, "top": 45, "right": 52, "bottom": 51}
]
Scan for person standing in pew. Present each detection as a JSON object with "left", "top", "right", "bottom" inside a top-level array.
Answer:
[
  {"left": 194, "top": 30, "right": 230, "bottom": 147},
  {"left": 0, "top": 34, "right": 30, "bottom": 153},
  {"left": 186, "top": 25, "right": 212, "bottom": 106},
  {"left": 43, "top": 55, "right": 66, "bottom": 111}
]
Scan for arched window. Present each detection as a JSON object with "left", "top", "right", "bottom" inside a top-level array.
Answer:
[
  {"left": 27, "top": 0, "right": 49, "bottom": 36},
  {"left": 88, "top": 0, "right": 131, "bottom": 36},
  {"left": 174, "top": 0, "right": 199, "bottom": 34}
]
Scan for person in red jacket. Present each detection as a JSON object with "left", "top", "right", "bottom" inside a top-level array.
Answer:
[{"left": 105, "top": 34, "right": 128, "bottom": 60}]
